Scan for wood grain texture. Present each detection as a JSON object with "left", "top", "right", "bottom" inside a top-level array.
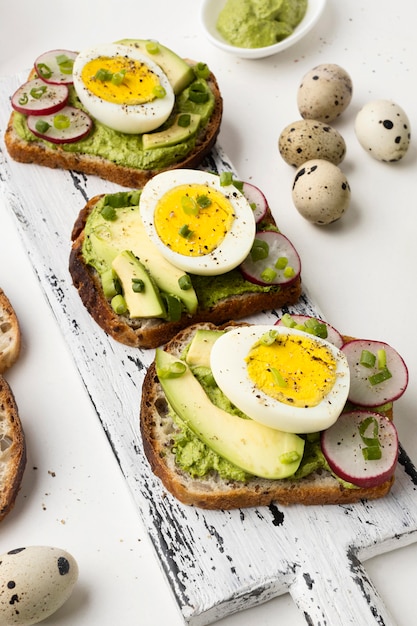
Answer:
[{"left": 1, "top": 74, "right": 417, "bottom": 626}]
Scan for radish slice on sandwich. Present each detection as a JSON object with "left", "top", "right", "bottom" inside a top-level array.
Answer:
[
  {"left": 11, "top": 78, "right": 69, "bottom": 116},
  {"left": 275, "top": 313, "right": 344, "bottom": 348},
  {"left": 241, "top": 182, "right": 268, "bottom": 223},
  {"left": 321, "top": 410, "right": 398, "bottom": 488},
  {"left": 34, "top": 49, "right": 77, "bottom": 84},
  {"left": 27, "top": 106, "right": 93, "bottom": 144},
  {"left": 240, "top": 231, "right": 301, "bottom": 286},
  {"left": 341, "top": 339, "right": 408, "bottom": 407}
]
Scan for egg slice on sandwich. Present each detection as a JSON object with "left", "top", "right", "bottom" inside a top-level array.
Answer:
[
  {"left": 210, "top": 325, "right": 350, "bottom": 434},
  {"left": 72, "top": 43, "right": 175, "bottom": 133},
  {"left": 139, "top": 169, "right": 256, "bottom": 275}
]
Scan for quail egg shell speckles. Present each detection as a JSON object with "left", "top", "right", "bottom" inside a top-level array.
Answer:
[
  {"left": 0, "top": 546, "right": 78, "bottom": 625},
  {"left": 355, "top": 99, "right": 411, "bottom": 162},
  {"left": 297, "top": 64, "right": 353, "bottom": 123},
  {"left": 292, "top": 159, "right": 351, "bottom": 225},
  {"left": 279, "top": 119, "right": 346, "bottom": 168}
]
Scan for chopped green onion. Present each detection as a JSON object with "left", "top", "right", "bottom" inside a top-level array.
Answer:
[
  {"left": 283, "top": 266, "right": 295, "bottom": 278},
  {"left": 360, "top": 349, "right": 376, "bottom": 368},
  {"left": 179, "top": 224, "right": 193, "bottom": 239},
  {"left": 362, "top": 446, "right": 382, "bottom": 461},
  {"left": 111, "top": 70, "right": 126, "bottom": 86},
  {"left": 53, "top": 114, "right": 70, "bottom": 130},
  {"left": 275, "top": 256, "right": 288, "bottom": 270},
  {"left": 37, "top": 63, "right": 52, "bottom": 79},
  {"left": 30, "top": 85, "right": 47, "bottom": 99},
  {"left": 163, "top": 294, "right": 182, "bottom": 322},
  {"left": 100, "top": 205, "right": 117, "bottom": 221},
  {"left": 303, "top": 317, "right": 328, "bottom": 339},
  {"left": 132, "top": 278, "right": 145, "bottom": 293},
  {"left": 18, "top": 93, "right": 29, "bottom": 105},
  {"left": 158, "top": 359, "right": 187, "bottom": 379},
  {"left": 94, "top": 68, "right": 113, "bottom": 81},
  {"left": 35, "top": 120, "right": 51, "bottom": 133},
  {"left": 145, "top": 41, "right": 160, "bottom": 54},
  {"left": 181, "top": 196, "right": 199, "bottom": 215},
  {"left": 377, "top": 349, "right": 387, "bottom": 369},
  {"left": 104, "top": 191, "right": 132, "bottom": 208},
  {"left": 56, "top": 54, "right": 74, "bottom": 74},
  {"left": 101, "top": 269, "right": 120, "bottom": 298},
  {"left": 177, "top": 113, "right": 191, "bottom": 128},
  {"left": 259, "top": 329, "right": 278, "bottom": 345},
  {"left": 178, "top": 275, "right": 192, "bottom": 290},
  {"left": 111, "top": 294, "right": 127, "bottom": 314},
  {"left": 281, "top": 313, "right": 296, "bottom": 328},
  {"left": 194, "top": 62, "right": 210, "bottom": 79},
  {"left": 232, "top": 179, "right": 244, "bottom": 192},
  {"left": 188, "top": 82, "right": 209, "bottom": 103},
  {"left": 260, "top": 267, "right": 277, "bottom": 283},
  {"left": 197, "top": 194, "right": 212, "bottom": 209},
  {"left": 368, "top": 368, "right": 392, "bottom": 386},
  {"left": 279, "top": 450, "right": 300, "bottom": 464},
  {"left": 220, "top": 171, "right": 233, "bottom": 186},
  {"left": 359, "top": 415, "right": 380, "bottom": 446},
  {"left": 250, "top": 239, "right": 269, "bottom": 262},
  {"left": 153, "top": 85, "right": 166, "bottom": 98},
  {"left": 271, "top": 367, "right": 288, "bottom": 387}
]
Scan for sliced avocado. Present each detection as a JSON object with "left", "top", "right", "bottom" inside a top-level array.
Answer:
[
  {"left": 143, "top": 113, "right": 201, "bottom": 150},
  {"left": 84, "top": 202, "right": 198, "bottom": 314},
  {"left": 117, "top": 39, "right": 195, "bottom": 95},
  {"left": 156, "top": 349, "right": 305, "bottom": 479},
  {"left": 112, "top": 251, "right": 166, "bottom": 319},
  {"left": 186, "top": 329, "right": 225, "bottom": 368}
]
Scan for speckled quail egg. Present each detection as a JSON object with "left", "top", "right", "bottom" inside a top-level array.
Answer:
[
  {"left": 279, "top": 119, "right": 346, "bottom": 167},
  {"left": 0, "top": 546, "right": 78, "bottom": 625},
  {"left": 297, "top": 64, "right": 353, "bottom": 123},
  {"left": 292, "top": 159, "right": 351, "bottom": 225},
  {"left": 355, "top": 99, "right": 411, "bottom": 162}
]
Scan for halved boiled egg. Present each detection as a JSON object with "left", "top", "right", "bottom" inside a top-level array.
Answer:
[
  {"left": 139, "top": 169, "right": 257, "bottom": 275},
  {"left": 210, "top": 325, "right": 350, "bottom": 434},
  {"left": 72, "top": 43, "right": 175, "bottom": 134}
]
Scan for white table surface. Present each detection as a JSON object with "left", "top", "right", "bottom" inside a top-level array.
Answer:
[{"left": 0, "top": 1, "right": 416, "bottom": 624}]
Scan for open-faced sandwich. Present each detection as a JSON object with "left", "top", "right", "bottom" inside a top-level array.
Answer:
[
  {"left": 0, "top": 289, "right": 26, "bottom": 521},
  {"left": 4, "top": 40, "right": 222, "bottom": 187},
  {"left": 69, "top": 170, "right": 302, "bottom": 348},
  {"left": 140, "top": 315, "right": 408, "bottom": 509}
]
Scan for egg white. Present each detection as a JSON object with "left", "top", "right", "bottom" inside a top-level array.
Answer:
[
  {"left": 139, "top": 169, "right": 257, "bottom": 275},
  {"left": 72, "top": 43, "right": 175, "bottom": 134},
  {"left": 210, "top": 325, "right": 350, "bottom": 434}
]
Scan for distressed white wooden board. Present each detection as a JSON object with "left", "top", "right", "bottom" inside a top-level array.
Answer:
[{"left": 1, "top": 74, "right": 417, "bottom": 626}]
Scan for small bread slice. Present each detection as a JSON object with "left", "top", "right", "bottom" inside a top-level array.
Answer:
[
  {"left": 69, "top": 198, "right": 302, "bottom": 349},
  {"left": 0, "top": 288, "right": 21, "bottom": 375},
  {"left": 140, "top": 323, "right": 394, "bottom": 510},
  {"left": 0, "top": 375, "right": 26, "bottom": 521},
  {"left": 4, "top": 64, "right": 223, "bottom": 189}
]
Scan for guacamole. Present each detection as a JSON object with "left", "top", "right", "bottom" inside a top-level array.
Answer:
[
  {"left": 217, "top": 0, "right": 308, "bottom": 49},
  {"left": 13, "top": 77, "right": 215, "bottom": 171}
]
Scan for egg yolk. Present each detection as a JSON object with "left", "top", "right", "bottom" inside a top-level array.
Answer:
[
  {"left": 246, "top": 334, "right": 337, "bottom": 408},
  {"left": 154, "top": 184, "right": 236, "bottom": 257},
  {"left": 81, "top": 56, "right": 161, "bottom": 105}
]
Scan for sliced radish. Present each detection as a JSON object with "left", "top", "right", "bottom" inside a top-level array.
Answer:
[
  {"left": 240, "top": 230, "right": 301, "bottom": 286},
  {"left": 275, "top": 314, "right": 344, "bottom": 348},
  {"left": 321, "top": 410, "right": 398, "bottom": 488},
  {"left": 11, "top": 78, "right": 69, "bottom": 116},
  {"left": 34, "top": 49, "right": 77, "bottom": 84},
  {"left": 241, "top": 182, "right": 268, "bottom": 223},
  {"left": 341, "top": 339, "right": 408, "bottom": 407},
  {"left": 27, "top": 106, "right": 93, "bottom": 144}
]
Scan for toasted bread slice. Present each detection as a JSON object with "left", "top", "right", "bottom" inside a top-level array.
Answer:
[
  {"left": 140, "top": 322, "right": 394, "bottom": 510},
  {"left": 69, "top": 196, "right": 302, "bottom": 349},
  {"left": 0, "top": 375, "right": 26, "bottom": 521},
  {"left": 0, "top": 289, "right": 21, "bottom": 375},
  {"left": 4, "top": 64, "right": 223, "bottom": 188}
]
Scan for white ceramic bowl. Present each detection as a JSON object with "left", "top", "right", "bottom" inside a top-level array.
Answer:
[{"left": 200, "top": 0, "right": 327, "bottom": 59}]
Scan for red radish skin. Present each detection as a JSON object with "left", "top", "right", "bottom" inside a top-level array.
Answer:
[
  {"left": 34, "top": 49, "right": 77, "bottom": 85},
  {"left": 240, "top": 231, "right": 301, "bottom": 286},
  {"left": 11, "top": 79, "right": 69, "bottom": 116},
  {"left": 241, "top": 182, "right": 268, "bottom": 223},
  {"left": 27, "top": 106, "right": 93, "bottom": 144},
  {"left": 275, "top": 314, "right": 344, "bottom": 348},
  {"left": 321, "top": 411, "right": 398, "bottom": 488},
  {"left": 341, "top": 339, "right": 408, "bottom": 407}
]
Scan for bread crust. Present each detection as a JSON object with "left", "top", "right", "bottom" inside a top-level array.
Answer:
[
  {"left": 0, "top": 288, "right": 21, "bottom": 374},
  {"left": 0, "top": 375, "right": 26, "bottom": 521},
  {"left": 4, "top": 65, "right": 223, "bottom": 188},
  {"left": 139, "top": 322, "right": 395, "bottom": 510},
  {"left": 69, "top": 196, "right": 302, "bottom": 348}
]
